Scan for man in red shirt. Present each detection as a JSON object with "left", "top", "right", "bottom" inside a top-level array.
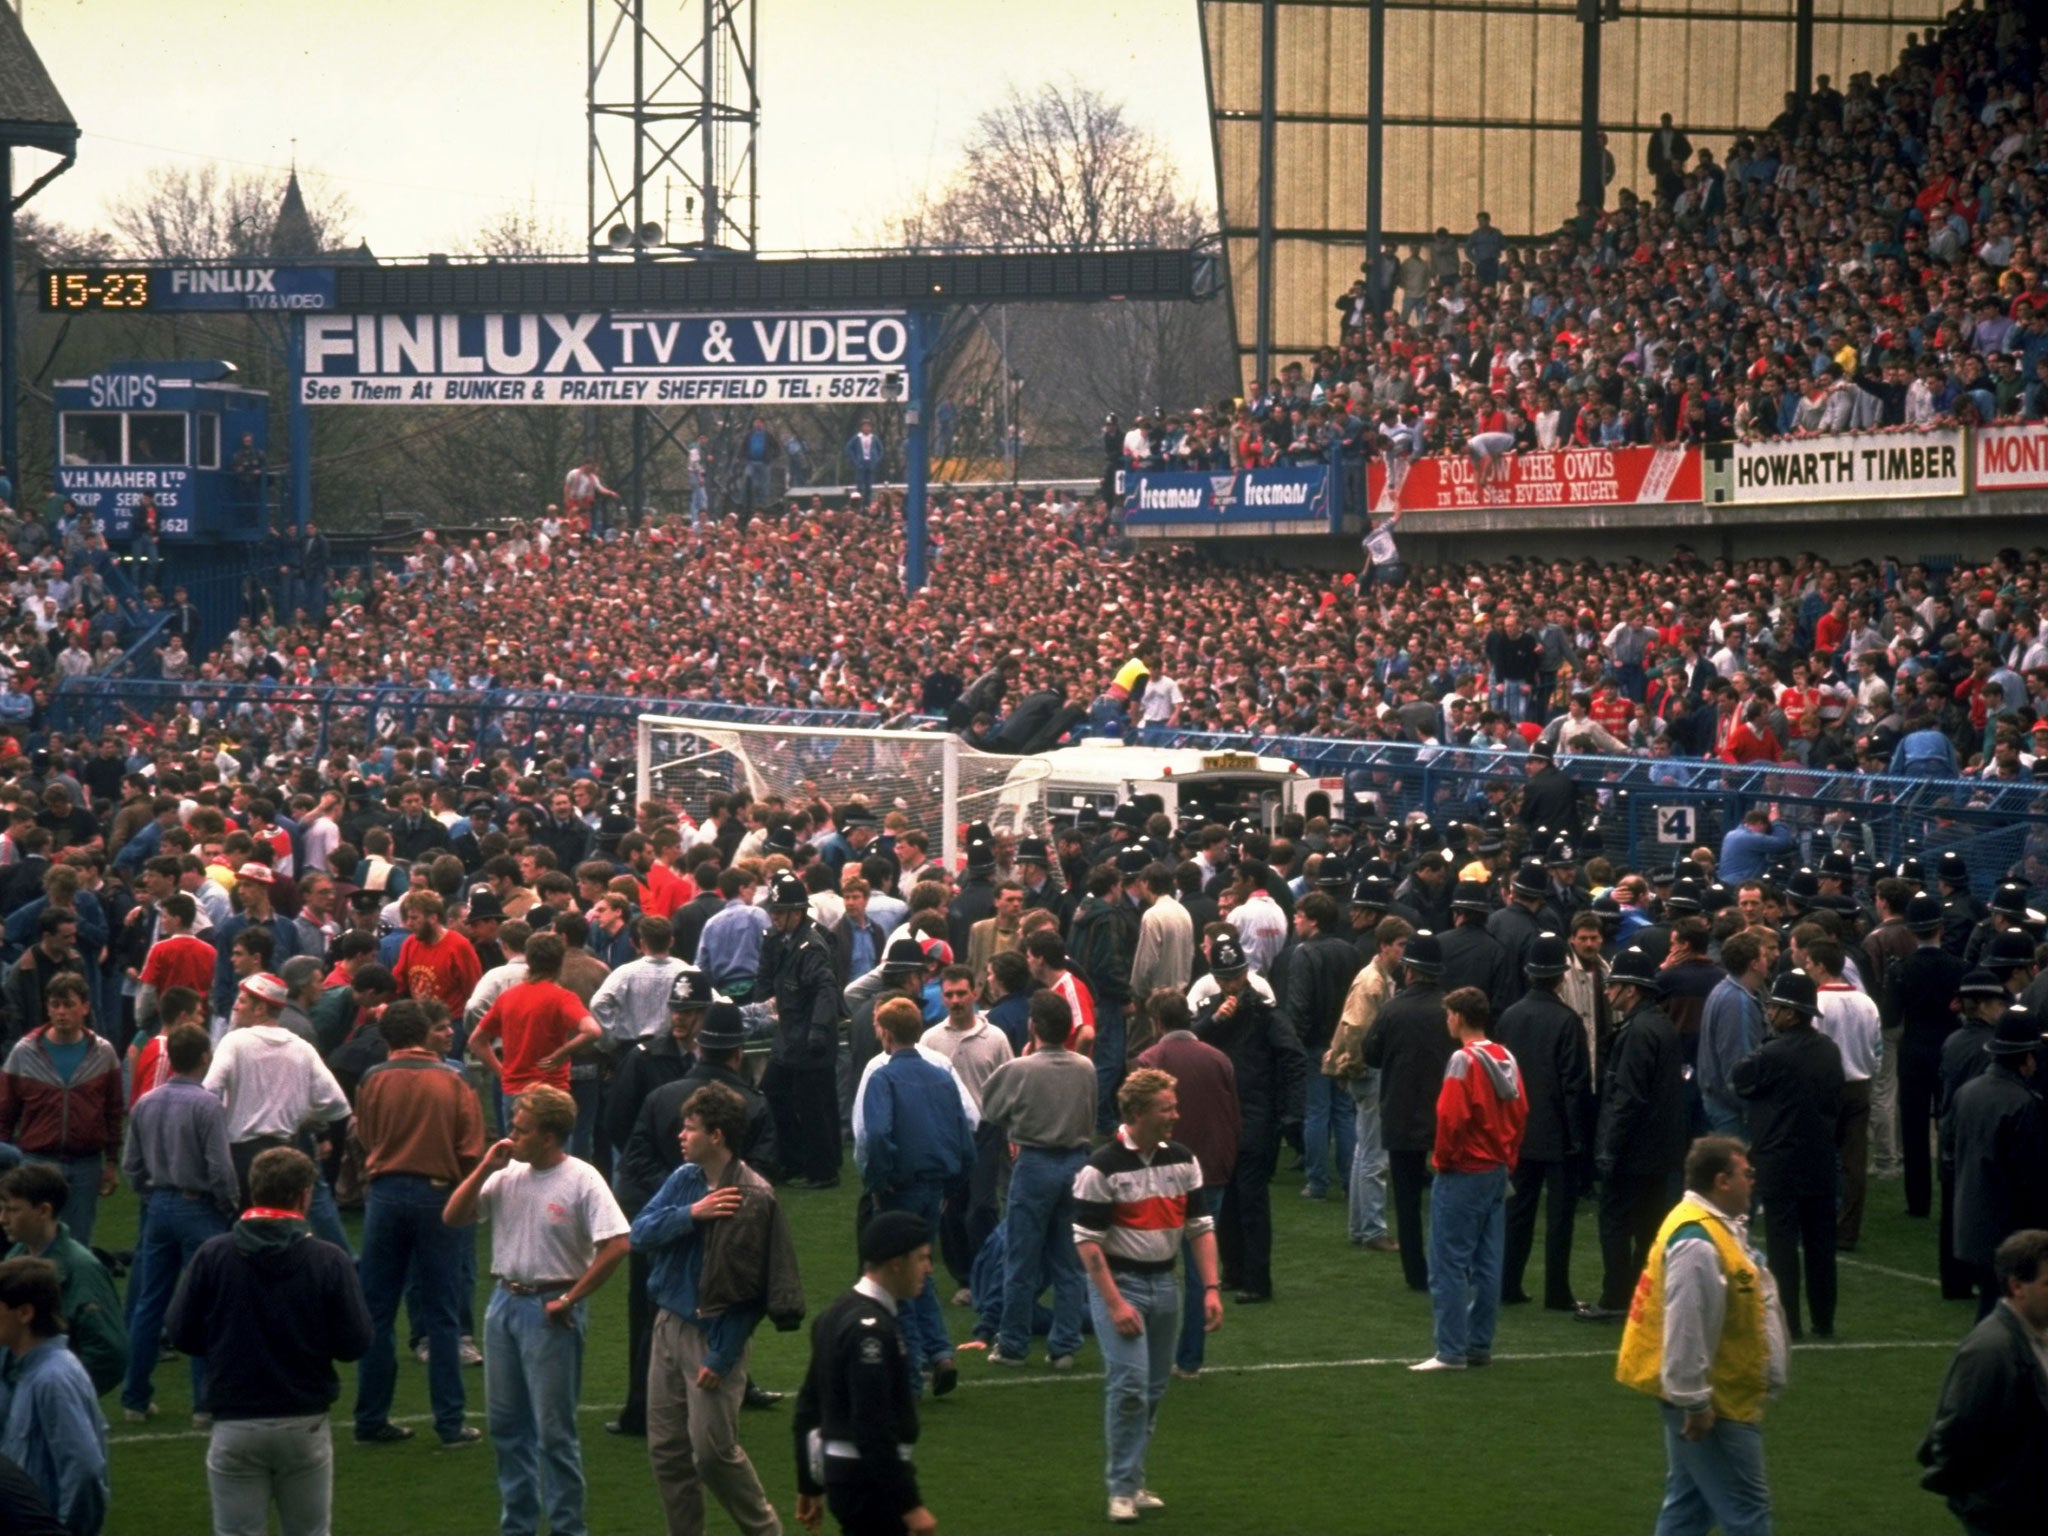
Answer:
[
  {"left": 394, "top": 890, "right": 483, "bottom": 1018},
  {"left": 1589, "top": 679, "right": 1634, "bottom": 739},
  {"left": 625, "top": 830, "right": 693, "bottom": 920},
  {"left": 1024, "top": 932, "right": 1094, "bottom": 1054},
  {"left": 1412, "top": 985, "right": 1526, "bottom": 1373},
  {"left": 468, "top": 932, "right": 600, "bottom": 1096},
  {"left": 136, "top": 893, "right": 217, "bottom": 1031},
  {"left": 1720, "top": 700, "right": 1783, "bottom": 765}
]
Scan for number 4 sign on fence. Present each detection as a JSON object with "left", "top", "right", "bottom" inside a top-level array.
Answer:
[{"left": 1655, "top": 806, "right": 1696, "bottom": 846}]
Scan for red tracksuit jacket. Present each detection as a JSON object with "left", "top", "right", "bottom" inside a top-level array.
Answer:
[{"left": 1432, "top": 1039, "right": 1528, "bottom": 1173}]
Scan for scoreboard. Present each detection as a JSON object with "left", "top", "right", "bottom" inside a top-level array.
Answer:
[{"left": 40, "top": 265, "right": 337, "bottom": 312}]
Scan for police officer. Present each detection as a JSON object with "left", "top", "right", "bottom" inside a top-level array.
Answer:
[
  {"left": 1937, "top": 972, "right": 2013, "bottom": 1299},
  {"left": 1441, "top": 881, "right": 1514, "bottom": 1016},
  {"left": 1888, "top": 893, "right": 1965, "bottom": 1224},
  {"left": 1730, "top": 969, "right": 1844, "bottom": 1341},
  {"left": 945, "top": 839, "right": 998, "bottom": 956},
  {"left": 1579, "top": 945, "right": 1686, "bottom": 1321},
  {"left": 1935, "top": 851, "right": 1985, "bottom": 960},
  {"left": 1487, "top": 860, "right": 1562, "bottom": 1008},
  {"left": 1494, "top": 934, "right": 1592, "bottom": 1312},
  {"left": 792, "top": 1210, "right": 937, "bottom": 1536},
  {"left": 1193, "top": 934, "right": 1306, "bottom": 1303},
  {"left": 1948, "top": 1005, "right": 2048, "bottom": 1318},
  {"left": 1361, "top": 930, "right": 1454, "bottom": 1294},
  {"left": 758, "top": 872, "right": 846, "bottom": 1189},
  {"left": 1963, "top": 882, "right": 2042, "bottom": 969}
]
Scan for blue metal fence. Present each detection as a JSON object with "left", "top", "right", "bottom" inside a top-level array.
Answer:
[
  {"left": 40, "top": 682, "right": 2048, "bottom": 895},
  {"left": 1140, "top": 729, "right": 2048, "bottom": 899},
  {"left": 47, "top": 679, "right": 914, "bottom": 763}
]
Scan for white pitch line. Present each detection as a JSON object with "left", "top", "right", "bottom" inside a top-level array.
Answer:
[
  {"left": 1837, "top": 1255, "right": 1943, "bottom": 1289},
  {"left": 108, "top": 1339, "right": 1957, "bottom": 1444}
]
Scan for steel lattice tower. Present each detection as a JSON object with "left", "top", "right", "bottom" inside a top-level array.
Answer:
[{"left": 588, "top": 0, "right": 758, "bottom": 258}]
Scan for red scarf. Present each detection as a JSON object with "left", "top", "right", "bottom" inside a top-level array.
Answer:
[{"left": 241, "top": 1208, "right": 308, "bottom": 1223}]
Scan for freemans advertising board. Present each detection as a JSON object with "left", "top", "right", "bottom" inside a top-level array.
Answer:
[
  {"left": 1975, "top": 424, "right": 2048, "bottom": 492},
  {"left": 297, "top": 311, "right": 909, "bottom": 405},
  {"left": 1721, "top": 428, "right": 1965, "bottom": 503},
  {"left": 1119, "top": 465, "right": 1332, "bottom": 535},
  {"left": 1366, "top": 445, "right": 1699, "bottom": 512}
]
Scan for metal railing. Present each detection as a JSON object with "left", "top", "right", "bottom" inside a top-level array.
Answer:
[
  {"left": 43, "top": 682, "right": 2047, "bottom": 894},
  {"left": 1140, "top": 728, "right": 2048, "bottom": 898}
]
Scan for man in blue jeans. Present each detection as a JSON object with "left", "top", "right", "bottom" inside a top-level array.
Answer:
[
  {"left": 855, "top": 996, "right": 974, "bottom": 1395},
  {"left": 1412, "top": 986, "right": 1526, "bottom": 1373},
  {"left": 351, "top": 1002, "right": 487, "bottom": 1447},
  {"left": 1073, "top": 1068, "right": 1223, "bottom": 1524},
  {"left": 978, "top": 992, "right": 1096, "bottom": 1367},
  {"left": 118, "top": 1023, "right": 240, "bottom": 1423},
  {"left": 444, "top": 1086, "right": 630, "bottom": 1536},
  {"left": 1617, "top": 1138, "right": 1788, "bottom": 1536},
  {"left": 1134, "top": 990, "right": 1239, "bottom": 1379}
]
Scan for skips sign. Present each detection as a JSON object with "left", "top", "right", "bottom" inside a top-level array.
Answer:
[{"left": 298, "top": 311, "right": 910, "bottom": 405}]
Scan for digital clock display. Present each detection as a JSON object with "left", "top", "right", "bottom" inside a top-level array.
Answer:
[{"left": 41, "top": 270, "right": 153, "bottom": 311}]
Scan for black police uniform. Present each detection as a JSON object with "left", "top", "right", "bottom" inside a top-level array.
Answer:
[
  {"left": 1731, "top": 1016, "right": 1845, "bottom": 1338},
  {"left": 1592, "top": 998, "right": 1686, "bottom": 1312},
  {"left": 1936, "top": 1018, "right": 1998, "bottom": 1300},
  {"left": 759, "top": 911, "right": 847, "bottom": 1185},
  {"left": 1193, "top": 980, "right": 1307, "bottom": 1300},
  {"left": 1439, "top": 915, "right": 1515, "bottom": 1016},
  {"left": 793, "top": 1283, "right": 924, "bottom": 1536},
  {"left": 1888, "top": 943, "right": 1966, "bottom": 1218},
  {"left": 1493, "top": 983, "right": 1592, "bottom": 1310},
  {"left": 1518, "top": 760, "right": 1581, "bottom": 834},
  {"left": 946, "top": 874, "right": 997, "bottom": 955},
  {"left": 1950, "top": 1056, "right": 2048, "bottom": 1317},
  {"left": 1361, "top": 977, "right": 1454, "bottom": 1293}
]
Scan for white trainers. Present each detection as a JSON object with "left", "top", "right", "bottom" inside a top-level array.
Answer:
[
  {"left": 1049, "top": 1353, "right": 1076, "bottom": 1371},
  {"left": 121, "top": 1404, "right": 157, "bottom": 1424},
  {"left": 1135, "top": 1490, "right": 1166, "bottom": 1510},
  {"left": 460, "top": 1336, "right": 484, "bottom": 1367},
  {"left": 413, "top": 1342, "right": 431, "bottom": 1364},
  {"left": 1408, "top": 1356, "right": 1467, "bottom": 1372},
  {"left": 191, "top": 1413, "right": 213, "bottom": 1429},
  {"left": 1108, "top": 1495, "right": 1140, "bottom": 1524},
  {"left": 949, "top": 1287, "right": 973, "bottom": 1307}
]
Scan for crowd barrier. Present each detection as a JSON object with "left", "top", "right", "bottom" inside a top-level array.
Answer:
[
  {"left": 44, "top": 681, "right": 2048, "bottom": 898},
  {"left": 1144, "top": 728, "right": 2047, "bottom": 901}
]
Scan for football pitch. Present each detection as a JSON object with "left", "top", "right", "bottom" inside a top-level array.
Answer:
[{"left": 101, "top": 1167, "right": 1969, "bottom": 1535}]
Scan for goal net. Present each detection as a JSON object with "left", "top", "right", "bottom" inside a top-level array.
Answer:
[{"left": 636, "top": 715, "right": 1049, "bottom": 870}]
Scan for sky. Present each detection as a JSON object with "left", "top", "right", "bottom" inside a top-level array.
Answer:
[{"left": 18, "top": 0, "right": 1220, "bottom": 257}]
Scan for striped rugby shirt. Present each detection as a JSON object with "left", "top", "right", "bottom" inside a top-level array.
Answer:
[{"left": 1071, "top": 1128, "right": 1213, "bottom": 1274}]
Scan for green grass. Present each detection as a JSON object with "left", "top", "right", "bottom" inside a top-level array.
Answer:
[{"left": 102, "top": 1164, "right": 1970, "bottom": 1535}]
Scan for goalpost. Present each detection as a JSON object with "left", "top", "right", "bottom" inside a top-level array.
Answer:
[{"left": 635, "top": 715, "right": 1049, "bottom": 869}]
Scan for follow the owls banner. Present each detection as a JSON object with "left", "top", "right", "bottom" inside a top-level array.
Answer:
[{"left": 298, "top": 310, "right": 910, "bottom": 405}]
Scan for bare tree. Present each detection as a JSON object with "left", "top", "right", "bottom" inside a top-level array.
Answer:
[
  {"left": 881, "top": 80, "right": 1207, "bottom": 252},
  {"left": 458, "top": 203, "right": 574, "bottom": 260},
  {"left": 876, "top": 81, "right": 1230, "bottom": 477},
  {"left": 105, "top": 163, "right": 356, "bottom": 261}
]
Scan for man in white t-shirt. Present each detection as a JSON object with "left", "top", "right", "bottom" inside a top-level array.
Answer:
[
  {"left": 1803, "top": 938, "right": 1880, "bottom": 1252},
  {"left": 1138, "top": 672, "right": 1184, "bottom": 728},
  {"left": 444, "top": 1084, "right": 631, "bottom": 1536}
]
